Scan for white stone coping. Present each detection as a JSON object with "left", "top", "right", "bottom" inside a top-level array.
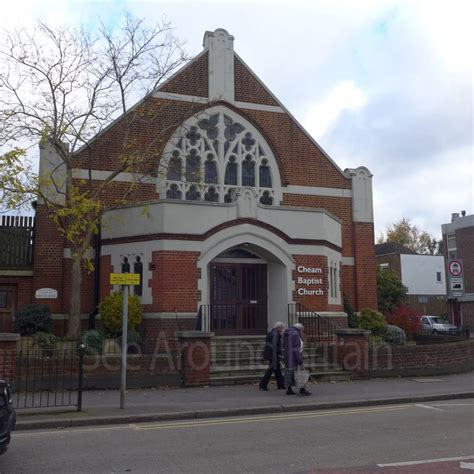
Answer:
[
  {"left": 144, "top": 312, "right": 196, "bottom": 320},
  {"left": 318, "top": 312, "right": 348, "bottom": 318},
  {"left": 0, "top": 333, "right": 21, "bottom": 341},
  {"left": 51, "top": 313, "right": 90, "bottom": 320},
  {"left": 0, "top": 270, "right": 34, "bottom": 277},
  {"left": 335, "top": 328, "right": 371, "bottom": 336},
  {"left": 175, "top": 331, "right": 214, "bottom": 338}
]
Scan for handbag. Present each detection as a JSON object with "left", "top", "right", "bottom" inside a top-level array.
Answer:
[{"left": 294, "top": 367, "right": 310, "bottom": 389}]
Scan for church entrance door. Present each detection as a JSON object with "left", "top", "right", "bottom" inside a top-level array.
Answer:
[{"left": 210, "top": 263, "right": 267, "bottom": 335}]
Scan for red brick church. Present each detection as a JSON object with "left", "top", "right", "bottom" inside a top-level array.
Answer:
[{"left": 1, "top": 29, "right": 377, "bottom": 351}]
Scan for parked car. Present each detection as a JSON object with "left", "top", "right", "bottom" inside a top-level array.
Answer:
[
  {"left": 420, "top": 315, "right": 458, "bottom": 335},
  {"left": 0, "top": 380, "right": 16, "bottom": 455}
]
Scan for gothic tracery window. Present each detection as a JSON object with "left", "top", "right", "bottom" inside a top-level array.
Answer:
[{"left": 163, "top": 109, "right": 277, "bottom": 204}]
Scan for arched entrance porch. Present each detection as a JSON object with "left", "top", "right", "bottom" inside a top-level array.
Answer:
[{"left": 197, "top": 228, "right": 295, "bottom": 335}]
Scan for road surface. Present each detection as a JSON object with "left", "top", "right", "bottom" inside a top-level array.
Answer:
[{"left": 2, "top": 399, "right": 473, "bottom": 473}]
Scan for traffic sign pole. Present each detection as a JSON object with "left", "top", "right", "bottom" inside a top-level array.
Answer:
[
  {"left": 109, "top": 273, "right": 140, "bottom": 410},
  {"left": 120, "top": 284, "right": 129, "bottom": 410}
]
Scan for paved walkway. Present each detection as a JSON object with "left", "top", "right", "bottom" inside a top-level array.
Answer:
[{"left": 16, "top": 372, "right": 474, "bottom": 430}]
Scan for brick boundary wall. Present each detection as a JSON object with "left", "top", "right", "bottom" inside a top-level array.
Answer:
[
  {"left": 0, "top": 334, "right": 20, "bottom": 380},
  {"left": 369, "top": 338, "right": 474, "bottom": 377}
]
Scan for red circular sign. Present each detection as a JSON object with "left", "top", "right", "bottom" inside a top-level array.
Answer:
[{"left": 448, "top": 260, "right": 463, "bottom": 276}]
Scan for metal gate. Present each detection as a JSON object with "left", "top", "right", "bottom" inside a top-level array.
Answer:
[
  {"left": 2, "top": 345, "right": 85, "bottom": 411},
  {"left": 209, "top": 263, "right": 268, "bottom": 335}
]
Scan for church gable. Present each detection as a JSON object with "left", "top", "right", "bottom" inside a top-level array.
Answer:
[
  {"left": 160, "top": 51, "right": 209, "bottom": 98},
  {"left": 234, "top": 55, "right": 279, "bottom": 107}
]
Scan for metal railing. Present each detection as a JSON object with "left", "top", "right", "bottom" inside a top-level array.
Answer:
[
  {"left": 288, "top": 303, "right": 336, "bottom": 343},
  {"left": 197, "top": 303, "right": 268, "bottom": 335},
  {"left": 3, "top": 346, "right": 85, "bottom": 411}
]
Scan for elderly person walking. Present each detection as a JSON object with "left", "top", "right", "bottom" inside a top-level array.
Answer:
[
  {"left": 283, "top": 323, "right": 311, "bottom": 396},
  {"left": 259, "top": 322, "right": 286, "bottom": 391}
]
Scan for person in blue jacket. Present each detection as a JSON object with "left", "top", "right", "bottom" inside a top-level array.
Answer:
[{"left": 283, "top": 323, "right": 311, "bottom": 395}]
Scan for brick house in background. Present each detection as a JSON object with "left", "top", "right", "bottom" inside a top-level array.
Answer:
[
  {"left": 0, "top": 29, "right": 377, "bottom": 347},
  {"left": 375, "top": 242, "right": 447, "bottom": 316},
  {"left": 442, "top": 211, "right": 474, "bottom": 330}
]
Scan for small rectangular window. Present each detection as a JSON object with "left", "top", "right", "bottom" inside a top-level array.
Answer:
[
  {"left": 379, "top": 263, "right": 389, "bottom": 271},
  {"left": 436, "top": 271, "right": 442, "bottom": 282},
  {"left": 447, "top": 233, "right": 457, "bottom": 251}
]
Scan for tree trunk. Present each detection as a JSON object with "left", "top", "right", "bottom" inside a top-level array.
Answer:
[{"left": 67, "top": 255, "right": 83, "bottom": 338}]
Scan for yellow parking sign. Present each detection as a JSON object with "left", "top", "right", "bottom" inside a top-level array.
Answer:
[{"left": 110, "top": 273, "right": 141, "bottom": 285}]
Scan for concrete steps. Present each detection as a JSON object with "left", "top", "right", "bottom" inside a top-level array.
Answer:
[{"left": 209, "top": 336, "right": 350, "bottom": 386}]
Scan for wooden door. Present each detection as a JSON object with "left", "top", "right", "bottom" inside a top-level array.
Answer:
[
  {"left": 210, "top": 263, "right": 267, "bottom": 335},
  {"left": 0, "top": 285, "right": 17, "bottom": 332}
]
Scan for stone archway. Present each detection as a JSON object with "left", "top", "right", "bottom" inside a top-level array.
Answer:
[{"left": 197, "top": 225, "right": 295, "bottom": 332}]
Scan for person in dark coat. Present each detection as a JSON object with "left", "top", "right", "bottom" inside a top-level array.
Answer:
[
  {"left": 283, "top": 323, "right": 311, "bottom": 395},
  {"left": 259, "top": 322, "right": 286, "bottom": 391}
]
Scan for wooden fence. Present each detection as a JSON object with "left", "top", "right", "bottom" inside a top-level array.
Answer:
[{"left": 0, "top": 215, "right": 35, "bottom": 268}]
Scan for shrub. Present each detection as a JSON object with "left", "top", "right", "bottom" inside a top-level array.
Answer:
[
  {"left": 14, "top": 304, "right": 52, "bottom": 336},
  {"left": 80, "top": 330, "right": 104, "bottom": 355},
  {"left": 119, "top": 329, "right": 143, "bottom": 354},
  {"left": 356, "top": 308, "right": 386, "bottom": 335},
  {"left": 384, "top": 324, "right": 407, "bottom": 345},
  {"left": 368, "top": 335, "right": 386, "bottom": 348},
  {"left": 33, "top": 331, "right": 57, "bottom": 350},
  {"left": 387, "top": 305, "right": 421, "bottom": 339},
  {"left": 99, "top": 292, "right": 143, "bottom": 337},
  {"left": 377, "top": 267, "right": 408, "bottom": 315}
]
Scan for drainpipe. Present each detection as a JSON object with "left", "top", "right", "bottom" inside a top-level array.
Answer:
[{"left": 89, "top": 223, "right": 101, "bottom": 330}]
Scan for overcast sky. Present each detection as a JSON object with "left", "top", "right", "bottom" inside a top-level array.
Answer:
[{"left": 4, "top": 0, "right": 473, "bottom": 239}]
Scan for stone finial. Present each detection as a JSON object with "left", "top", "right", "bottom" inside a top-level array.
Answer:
[
  {"left": 203, "top": 28, "right": 234, "bottom": 49},
  {"left": 202, "top": 28, "right": 235, "bottom": 102}
]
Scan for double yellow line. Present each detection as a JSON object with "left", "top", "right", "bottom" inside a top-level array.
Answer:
[{"left": 134, "top": 404, "right": 415, "bottom": 431}]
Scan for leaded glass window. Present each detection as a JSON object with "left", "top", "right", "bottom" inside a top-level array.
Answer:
[
  {"left": 204, "top": 187, "right": 219, "bottom": 202},
  {"left": 259, "top": 159, "right": 272, "bottom": 188},
  {"left": 166, "top": 183, "right": 181, "bottom": 200},
  {"left": 162, "top": 108, "right": 278, "bottom": 204},
  {"left": 259, "top": 190, "right": 273, "bottom": 205},
  {"left": 205, "top": 155, "right": 218, "bottom": 184},
  {"left": 225, "top": 157, "right": 238, "bottom": 185},
  {"left": 242, "top": 155, "right": 255, "bottom": 187},
  {"left": 167, "top": 152, "right": 182, "bottom": 181},
  {"left": 186, "top": 149, "right": 200, "bottom": 182},
  {"left": 186, "top": 185, "right": 201, "bottom": 201}
]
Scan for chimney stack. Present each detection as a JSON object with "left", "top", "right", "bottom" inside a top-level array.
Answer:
[{"left": 451, "top": 213, "right": 460, "bottom": 222}]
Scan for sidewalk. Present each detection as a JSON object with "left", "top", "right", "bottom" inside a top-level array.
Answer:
[{"left": 16, "top": 372, "right": 474, "bottom": 430}]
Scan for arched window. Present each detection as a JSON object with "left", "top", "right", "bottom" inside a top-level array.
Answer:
[
  {"left": 186, "top": 184, "right": 201, "bottom": 201},
  {"left": 161, "top": 107, "right": 281, "bottom": 204},
  {"left": 242, "top": 155, "right": 255, "bottom": 187},
  {"left": 167, "top": 151, "right": 182, "bottom": 181},
  {"left": 259, "top": 190, "right": 273, "bottom": 206},
  {"left": 205, "top": 154, "right": 218, "bottom": 184},
  {"left": 225, "top": 156, "right": 238, "bottom": 185},
  {"left": 166, "top": 183, "right": 182, "bottom": 200},
  {"left": 186, "top": 149, "right": 200, "bottom": 182},
  {"left": 259, "top": 159, "right": 272, "bottom": 188},
  {"left": 204, "top": 187, "right": 219, "bottom": 202},
  {"left": 224, "top": 188, "right": 237, "bottom": 203}
]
